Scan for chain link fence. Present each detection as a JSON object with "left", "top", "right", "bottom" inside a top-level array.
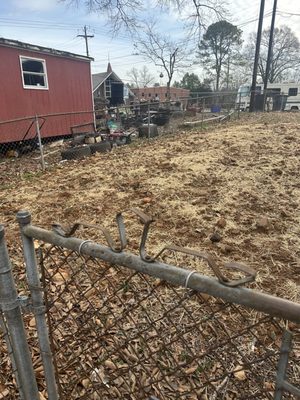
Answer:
[
  {"left": 0, "top": 92, "right": 240, "bottom": 172},
  {"left": 39, "top": 245, "right": 299, "bottom": 399},
  {"left": 1, "top": 210, "right": 298, "bottom": 399}
]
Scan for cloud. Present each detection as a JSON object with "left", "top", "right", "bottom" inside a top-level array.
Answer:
[{"left": 11, "top": 0, "right": 57, "bottom": 12}]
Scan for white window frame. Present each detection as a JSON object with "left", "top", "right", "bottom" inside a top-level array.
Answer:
[{"left": 19, "top": 55, "right": 49, "bottom": 90}]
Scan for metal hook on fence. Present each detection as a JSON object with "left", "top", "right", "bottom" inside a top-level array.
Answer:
[
  {"left": 153, "top": 244, "right": 256, "bottom": 287},
  {"left": 51, "top": 215, "right": 127, "bottom": 253},
  {"left": 125, "top": 208, "right": 155, "bottom": 262},
  {"left": 52, "top": 208, "right": 256, "bottom": 287},
  {"left": 116, "top": 208, "right": 256, "bottom": 287}
]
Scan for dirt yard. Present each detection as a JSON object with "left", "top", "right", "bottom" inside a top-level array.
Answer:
[
  {"left": 1, "top": 111, "right": 300, "bottom": 398},
  {"left": 1, "top": 112, "right": 299, "bottom": 299}
]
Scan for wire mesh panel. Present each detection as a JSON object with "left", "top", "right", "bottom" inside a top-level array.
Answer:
[{"left": 39, "top": 245, "right": 299, "bottom": 400}]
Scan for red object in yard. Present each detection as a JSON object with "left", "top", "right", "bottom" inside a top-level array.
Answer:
[
  {"left": 100, "top": 130, "right": 131, "bottom": 146},
  {"left": 0, "top": 38, "right": 94, "bottom": 144}
]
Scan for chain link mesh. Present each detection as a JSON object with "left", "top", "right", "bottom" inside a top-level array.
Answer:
[{"left": 38, "top": 245, "right": 299, "bottom": 399}]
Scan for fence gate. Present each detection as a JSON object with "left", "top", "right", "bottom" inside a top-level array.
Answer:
[{"left": 1, "top": 210, "right": 300, "bottom": 399}]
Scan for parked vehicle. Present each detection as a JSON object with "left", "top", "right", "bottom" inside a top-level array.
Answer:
[{"left": 236, "top": 83, "right": 300, "bottom": 111}]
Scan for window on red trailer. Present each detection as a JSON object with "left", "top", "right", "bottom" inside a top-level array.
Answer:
[{"left": 20, "top": 56, "right": 48, "bottom": 90}]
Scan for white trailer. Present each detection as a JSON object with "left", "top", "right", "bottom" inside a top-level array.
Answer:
[{"left": 236, "top": 83, "right": 300, "bottom": 111}]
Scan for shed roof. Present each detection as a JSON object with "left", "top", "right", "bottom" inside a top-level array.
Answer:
[
  {"left": 0, "top": 37, "right": 93, "bottom": 62},
  {"left": 92, "top": 72, "right": 111, "bottom": 91},
  {"left": 92, "top": 69, "right": 123, "bottom": 93}
]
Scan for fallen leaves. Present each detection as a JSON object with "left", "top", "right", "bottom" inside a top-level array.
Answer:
[
  {"left": 233, "top": 366, "right": 247, "bottom": 381},
  {"left": 1, "top": 113, "right": 300, "bottom": 398}
]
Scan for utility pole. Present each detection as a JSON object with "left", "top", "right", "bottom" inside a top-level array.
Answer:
[
  {"left": 263, "top": 0, "right": 278, "bottom": 108},
  {"left": 249, "top": 0, "right": 265, "bottom": 112},
  {"left": 77, "top": 25, "right": 94, "bottom": 57}
]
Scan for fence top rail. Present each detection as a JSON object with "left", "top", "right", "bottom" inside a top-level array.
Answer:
[
  {"left": 19, "top": 219, "right": 300, "bottom": 325},
  {"left": 0, "top": 110, "right": 95, "bottom": 126}
]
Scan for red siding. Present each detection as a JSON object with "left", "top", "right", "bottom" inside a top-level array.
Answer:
[{"left": 0, "top": 46, "right": 93, "bottom": 143}]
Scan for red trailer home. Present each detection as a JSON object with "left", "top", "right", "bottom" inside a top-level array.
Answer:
[{"left": 0, "top": 38, "right": 94, "bottom": 147}]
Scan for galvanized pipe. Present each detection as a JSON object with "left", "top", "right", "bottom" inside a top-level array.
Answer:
[
  {"left": 274, "top": 330, "right": 300, "bottom": 399},
  {"left": 17, "top": 212, "right": 59, "bottom": 400},
  {"left": 0, "top": 225, "right": 39, "bottom": 400},
  {"left": 0, "top": 313, "right": 25, "bottom": 400},
  {"left": 20, "top": 215, "right": 300, "bottom": 324},
  {"left": 35, "top": 115, "right": 45, "bottom": 171}
]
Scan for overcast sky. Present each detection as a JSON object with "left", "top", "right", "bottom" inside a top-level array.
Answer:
[{"left": 0, "top": 0, "right": 299, "bottom": 84}]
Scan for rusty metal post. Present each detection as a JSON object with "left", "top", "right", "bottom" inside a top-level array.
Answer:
[
  {"left": 0, "top": 225, "right": 39, "bottom": 400},
  {"left": 17, "top": 211, "right": 59, "bottom": 400}
]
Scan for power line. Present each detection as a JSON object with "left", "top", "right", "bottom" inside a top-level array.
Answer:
[
  {"left": 276, "top": 10, "right": 300, "bottom": 17},
  {"left": 0, "top": 17, "right": 133, "bottom": 41},
  {"left": 237, "top": 10, "right": 272, "bottom": 28},
  {"left": 93, "top": 53, "right": 138, "bottom": 63}
]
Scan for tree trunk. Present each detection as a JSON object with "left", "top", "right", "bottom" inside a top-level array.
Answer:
[
  {"left": 216, "top": 73, "right": 220, "bottom": 92},
  {"left": 166, "top": 81, "right": 171, "bottom": 109}
]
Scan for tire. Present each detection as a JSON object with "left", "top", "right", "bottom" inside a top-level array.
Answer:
[
  {"left": 89, "top": 141, "right": 111, "bottom": 154},
  {"left": 61, "top": 146, "right": 91, "bottom": 160},
  {"left": 72, "top": 135, "right": 86, "bottom": 146},
  {"left": 153, "top": 114, "right": 170, "bottom": 126}
]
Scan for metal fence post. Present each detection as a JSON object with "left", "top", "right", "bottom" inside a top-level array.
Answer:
[
  {"left": 201, "top": 98, "right": 205, "bottom": 129},
  {"left": 147, "top": 102, "right": 151, "bottom": 139},
  {"left": 0, "top": 225, "right": 40, "bottom": 400},
  {"left": 274, "top": 329, "right": 300, "bottom": 399},
  {"left": 35, "top": 115, "right": 46, "bottom": 171},
  {"left": 0, "top": 312, "right": 25, "bottom": 400},
  {"left": 17, "top": 211, "right": 59, "bottom": 400}
]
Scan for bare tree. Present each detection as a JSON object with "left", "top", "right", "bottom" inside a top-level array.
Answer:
[
  {"left": 133, "top": 23, "right": 190, "bottom": 100},
  {"left": 126, "top": 66, "right": 155, "bottom": 87},
  {"left": 61, "top": 0, "right": 226, "bottom": 34},
  {"left": 139, "top": 66, "right": 155, "bottom": 87},
  {"left": 244, "top": 25, "right": 300, "bottom": 83},
  {"left": 61, "top": 0, "right": 142, "bottom": 31},
  {"left": 285, "top": 67, "right": 300, "bottom": 83},
  {"left": 126, "top": 67, "right": 139, "bottom": 87},
  {"left": 171, "top": 0, "right": 228, "bottom": 38}
]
